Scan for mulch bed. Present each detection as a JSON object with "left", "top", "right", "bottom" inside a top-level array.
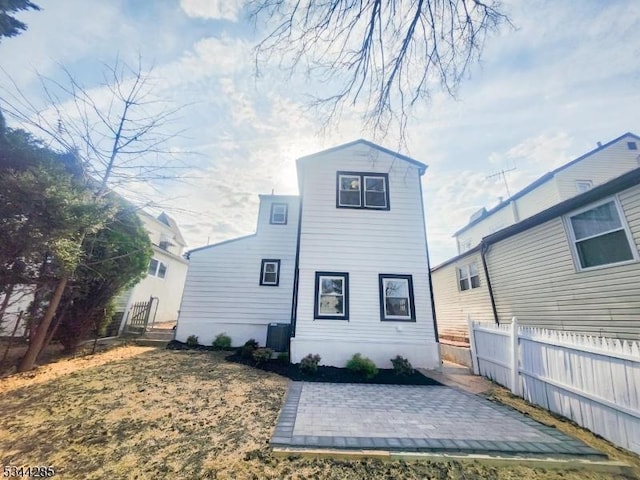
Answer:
[{"left": 167, "top": 341, "right": 442, "bottom": 385}]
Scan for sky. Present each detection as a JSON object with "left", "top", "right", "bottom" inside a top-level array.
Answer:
[{"left": 1, "top": 0, "right": 639, "bottom": 265}]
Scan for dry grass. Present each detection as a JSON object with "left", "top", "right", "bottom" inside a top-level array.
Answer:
[{"left": 0, "top": 347, "right": 637, "bottom": 479}]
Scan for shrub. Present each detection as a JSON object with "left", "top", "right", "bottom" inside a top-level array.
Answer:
[
  {"left": 277, "top": 352, "right": 289, "bottom": 364},
  {"left": 253, "top": 347, "right": 273, "bottom": 364},
  {"left": 299, "top": 353, "right": 321, "bottom": 374},
  {"left": 212, "top": 333, "right": 232, "bottom": 349},
  {"left": 240, "top": 338, "right": 259, "bottom": 359},
  {"left": 186, "top": 335, "right": 199, "bottom": 348},
  {"left": 346, "top": 353, "right": 378, "bottom": 379},
  {"left": 390, "top": 355, "right": 414, "bottom": 376}
]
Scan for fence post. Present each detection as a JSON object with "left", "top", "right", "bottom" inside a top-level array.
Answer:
[
  {"left": 467, "top": 315, "right": 479, "bottom": 375},
  {"left": 510, "top": 316, "right": 519, "bottom": 396}
]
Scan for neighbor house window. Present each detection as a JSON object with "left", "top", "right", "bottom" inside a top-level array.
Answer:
[
  {"left": 576, "top": 180, "right": 593, "bottom": 194},
  {"left": 148, "top": 258, "right": 167, "bottom": 279},
  {"left": 314, "top": 272, "right": 349, "bottom": 319},
  {"left": 337, "top": 172, "right": 389, "bottom": 209},
  {"left": 270, "top": 203, "right": 288, "bottom": 224},
  {"left": 628, "top": 141, "right": 637, "bottom": 150},
  {"left": 565, "top": 198, "right": 637, "bottom": 270},
  {"left": 457, "top": 262, "right": 480, "bottom": 291},
  {"left": 260, "top": 259, "right": 281, "bottom": 286},
  {"left": 379, "top": 274, "right": 416, "bottom": 321}
]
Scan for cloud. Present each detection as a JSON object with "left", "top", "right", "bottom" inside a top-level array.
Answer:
[{"left": 179, "top": 0, "right": 244, "bottom": 21}]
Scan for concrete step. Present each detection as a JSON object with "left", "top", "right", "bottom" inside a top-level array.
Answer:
[
  {"left": 143, "top": 331, "right": 174, "bottom": 341},
  {"left": 134, "top": 338, "right": 170, "bottom": 348}
]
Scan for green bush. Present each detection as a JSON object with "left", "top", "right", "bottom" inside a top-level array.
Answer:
[
  {"left": 346, "top": 353, "right": 378, "bottom": 379},
  {"left": 240, "top": 338, "right": 259, "bottom": 359},
  {"left": 186, "top": 334, "right": 199, "bottom": 348},
  {"left": 277, "top": 352, "right": 289, "bottom": 364},
  {"left": 299, "top": 353, "right": 321, "bottom": 374},
  {"left": 212, "top": 333, "right": 232, "bottom": 349},
  {"left": 390, "top": 355, "right": 414, "bottom": 376},
  {"left": 252, "top": 347, "right": 273, "bottom": 364}
]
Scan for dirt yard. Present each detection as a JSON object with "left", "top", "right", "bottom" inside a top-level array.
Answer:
[{"left": 0, "top": 347, "right": 638, "bottom": 479}]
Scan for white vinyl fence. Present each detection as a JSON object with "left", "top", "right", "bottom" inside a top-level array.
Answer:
[{"left": 469, "top": 317, "right": 640, "bottom": 454}]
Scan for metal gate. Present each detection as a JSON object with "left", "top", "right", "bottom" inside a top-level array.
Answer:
[{"left": 126, "top": 296, "right": 159, "bottom": 332}]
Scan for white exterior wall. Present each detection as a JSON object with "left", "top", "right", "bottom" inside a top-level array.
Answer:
[
  {"left": 138, "top": 212, "right": 185, "bottom": 256},
  {"left": 457, "top": 203, "right": 516, "bottom": 252},
  {"left": 125, "top": 246, "right": 189, "bottom": 325},
  {"left": 176, "top": 196, "right": 299, "bottom": 347},
  {"left": 291, "top": 145, "right": 440, "bottom": 369},
  {"left": 454, "top": 134, "right": 640, "bottom": 252},
  {"left": 431, "top": 251, "right": 494, "bottom": 342},
  {"left": 486, "top": 183, "right": 640, "bottom": 340},
  {"left": 555, "top": 135, "right": 640, "bottom": 199}
]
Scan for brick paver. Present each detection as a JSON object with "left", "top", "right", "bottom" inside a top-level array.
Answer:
[{"left": 270, "top": 382, "right": 605, "bottom": 458}]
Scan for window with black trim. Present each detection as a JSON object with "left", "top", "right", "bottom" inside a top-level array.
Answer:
[
  {"left": 565, "top": 198, "right": 637, "bottom": 270},
  {"left": 379, "top": 274, "right": 416, "bottom": 321},
  {"left": 270, "top": 203, "right": 288, "bottom": 224},
  {"left": 260, "top": 259, "right": 280, "bottom": 286},
  {"left": 337, "top": 172, "right": 389, "bottom": 209},
  {"left": 457, "top": 263, "right": 480, "bottom": 291},
  {"left": 148, "top": 258, "right": 167, "bottom": 279},
  {"left": 314, "top": 272, "right": 349, "bottom": 319}
]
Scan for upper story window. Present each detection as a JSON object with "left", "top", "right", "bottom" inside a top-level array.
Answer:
[
  {"left": 148, "top": 258, "right": 167, "bottom": 279},
  {"left": 260, "top": 259, "right": 281, "bottom": 286},
  {"left": 314, "top": 272, "right": 349, "bottom": 320},
  {"left": 565, "top": 198, "right": 637, "bottom": 270},
  {"left": 458, "top": 239, "right": 472, "bottom": 253},
  {"left": 627, "top": 141, "right": 637, "bottom": 150},
  {"left": 270, "top": 203, "right": 288, "bottom": 224},
  {"left": 336, "top": 172, "right": 389, "bottom": 210},
  {"left": 575, "top": 180, "right": 593, "bottom": 194},
  {"left": 379, "top": 274, "right": 416, "bottom": 321},
  {"left": 457, "top": 262, "right": 480, "bottom": 291}
]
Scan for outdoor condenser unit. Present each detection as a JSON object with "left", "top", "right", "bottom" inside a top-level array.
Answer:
[{"left": 266, "top": 323, "right": 290, "bottom": 352}]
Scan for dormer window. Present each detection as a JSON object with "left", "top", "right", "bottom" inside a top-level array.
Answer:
[
  {"left": 336, "top": 172, "right": 389, "bottom": 210},
  {"left": 270, "top": 203, "right": 288, "bottom": 224}
]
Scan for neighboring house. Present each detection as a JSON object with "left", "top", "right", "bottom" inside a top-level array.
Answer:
[
  {"left": 176, "top": 140, "right": 441, "bottom": 369},
  {"left": 432, "top": 167, "right": 640, "bottom": 351},
  {"left": 454, "top": 132, "right": 640, "bottom": 254},
  {"left": 115, "top": 211, "right": 189, "bottom": 334}
]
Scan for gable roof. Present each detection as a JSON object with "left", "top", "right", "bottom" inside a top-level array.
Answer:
[
  {"left": 297, "top": 139, "right": 428, "bottom": 175},
  {"left": 157, "top": 212, "right": 187, "bottom": 246},
  {"left": 434, "top": 166, "right": 640, "bottom": 271},
  {"left": 454, "top": 131, "right": 640, "bottom": 237}
]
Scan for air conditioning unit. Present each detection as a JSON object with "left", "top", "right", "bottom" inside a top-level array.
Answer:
[{"left": 266, "top": 323, "right": 290, "bottom": 352}]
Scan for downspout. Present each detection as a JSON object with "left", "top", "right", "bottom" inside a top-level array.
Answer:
[
  {"left": 418, "top": 175, "right": 439, "bottom": 341},
  {"left": 480, "top": 240, "right": 500, "bottom": 325},
  {"left": 289, "top": 196, "right": 303, "bottom": 340}
]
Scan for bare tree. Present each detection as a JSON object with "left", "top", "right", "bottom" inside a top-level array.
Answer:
[
  {"left": 0, "top": 57, "right": 192, "bottom": 371},
  {"left": 251, "top": 0, "right": 512, "bottom": 140}
]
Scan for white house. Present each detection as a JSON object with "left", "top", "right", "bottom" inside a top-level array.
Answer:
[
  {"left": 115, "top": 211, "right": 189, "bottom": 334},
  {"left": 433, "top": 167, "right": 640, "bottom": 343},
  {"left": 454, "top": 132, "right": 640, "bottom": 254},
  {"left": 175, "top": 140, "right": 441, "bottom": 369}
]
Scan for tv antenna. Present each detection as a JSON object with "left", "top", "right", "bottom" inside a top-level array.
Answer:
[{"left": 486, "top": 166, "right": 517, "bottom": 198}]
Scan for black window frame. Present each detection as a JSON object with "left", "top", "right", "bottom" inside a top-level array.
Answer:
[
  {"left": 336, "top": 171, "right": 390, "bottom": 210},
  {"left": 314, "top": 271, "right": 349, "bottom": 320},
  {"left": 270, "top": 203, "right": 288, "bottom": 225},
  {"left": 378, "top": 274, "right": 416, "bottom": 322},
  {"left": 260, "top": 259, "right": 281, "bottom": 286}
]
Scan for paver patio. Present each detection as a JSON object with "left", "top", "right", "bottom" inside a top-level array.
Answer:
[{"left": 271, "top": 382, "right": 606, "bottom": 458}]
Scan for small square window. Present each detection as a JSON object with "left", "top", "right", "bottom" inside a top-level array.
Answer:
[
  {"left": 576, "top": 180, "right": 593, "bottom": 194},
  {"left": 270, "top": 203, "right": 288, "bottom": 224},
  {"left": 260, "top": 259, "right": 281, "bottom": 286},
  {"left": 379, "top": 274, "right": 416, "bottom": 321},
  {"left": 314, "top": 272, "right": 349, "bottom": 319},
  {"left": 565, "top": 198, "right": 637, "bottom": 270},
  {"left": 337, "top": 172, "right": 389, "bottom": 210},
  {"left": 457, "top": 262, "right": 480, "bottom": 291},
  {"left": 627, "top": 141, "right": 637, "bottom": 150}
]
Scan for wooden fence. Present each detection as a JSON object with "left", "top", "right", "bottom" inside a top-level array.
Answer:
[{"left": 469, "top": 317, "right": 640, "bottom": 454}]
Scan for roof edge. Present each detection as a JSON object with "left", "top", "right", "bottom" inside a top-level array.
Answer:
[{"left": 187, "top": 233, "right": 257, "bottom": 256}]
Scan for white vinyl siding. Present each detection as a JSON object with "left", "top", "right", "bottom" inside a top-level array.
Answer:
[
  {"left": 292, "top": 144, "right": 439, "bottom": 369},
  {"left": 431, "top": 251, "right": 494, "bottom": 342},
  {"left": 176, "top": 196, "right": 299, "bottom": 346},
  {"left": 485, "top": 184, "right": 640, "bottom": 340}
]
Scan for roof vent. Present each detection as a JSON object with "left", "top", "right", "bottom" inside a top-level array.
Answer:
[
  {"left": 597, "top": 141, "right": 602, "bottom": 148},
  {"left": 469, "top": 207, "right": 487, "bottom": 223}
]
